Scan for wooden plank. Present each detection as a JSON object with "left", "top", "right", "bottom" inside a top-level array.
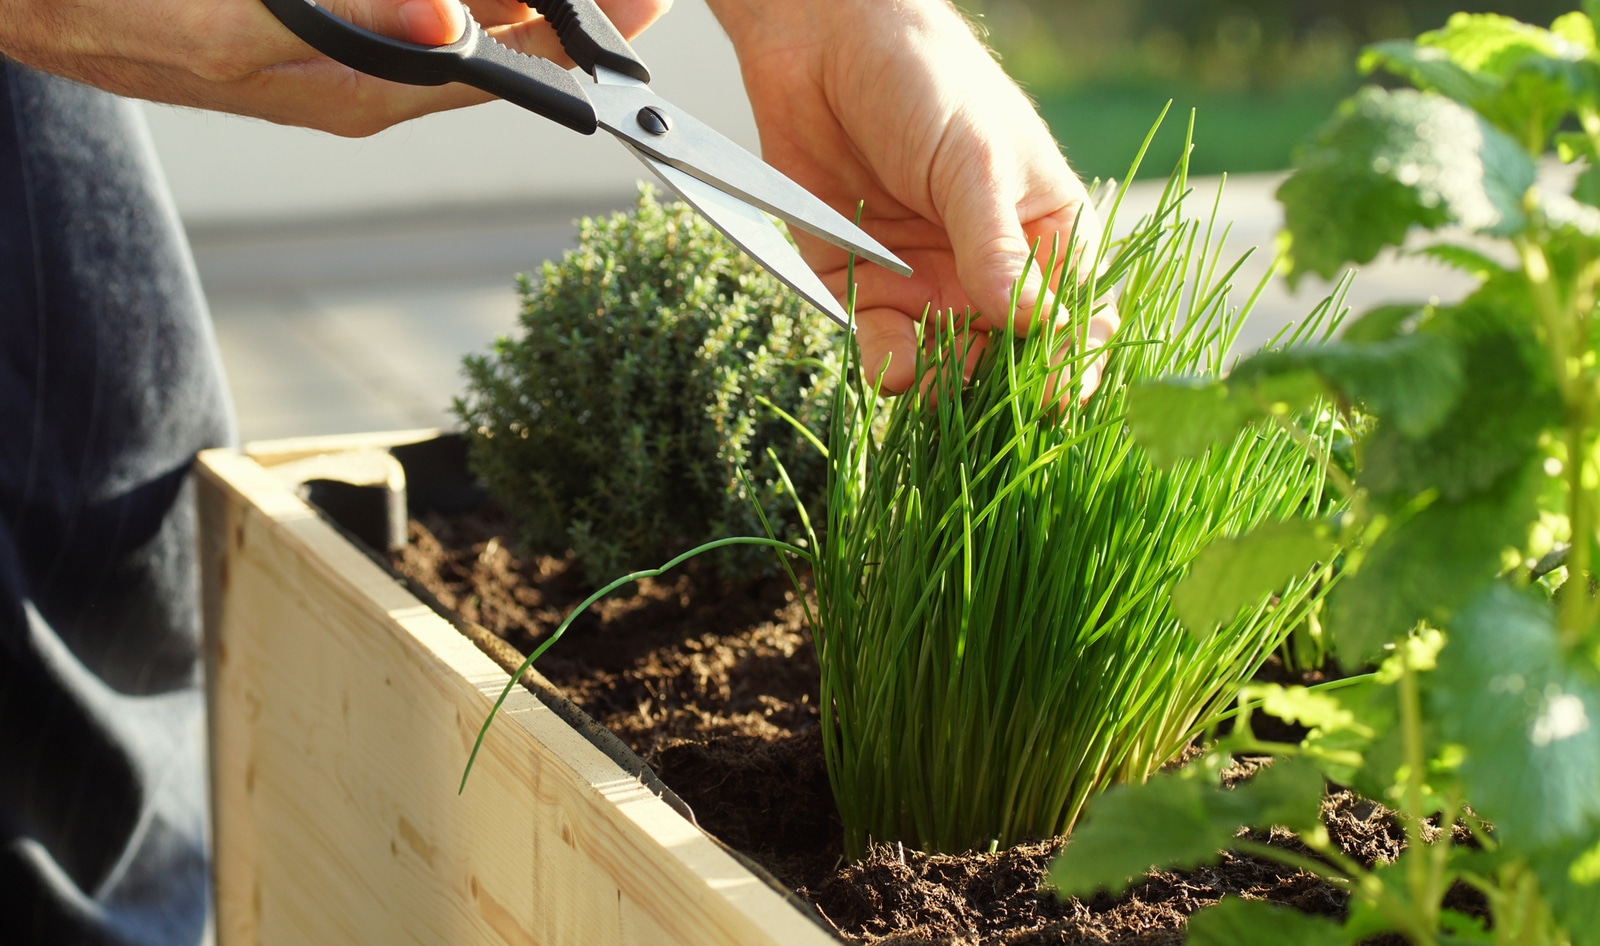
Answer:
[
  {"left": 197, "top": 446, "right": 834, "bottom": 946},
  {"left": 243, "top": 428, "right": 443, "bottom": 468}
]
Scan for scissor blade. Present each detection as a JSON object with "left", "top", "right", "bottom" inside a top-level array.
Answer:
[
  {"left": 625, "top": 143, "right": 852, "bottom": 330},
  {"left": 589, "top": 83, "right": 912, "bottom": 279}
]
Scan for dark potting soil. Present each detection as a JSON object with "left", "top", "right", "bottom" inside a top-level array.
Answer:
[{"left": 392, "top": 508, "right": 1480, "bottom": 945}]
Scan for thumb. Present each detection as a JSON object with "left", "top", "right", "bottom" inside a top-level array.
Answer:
[
  {"left": 937, "top": 157, "right": 1050, "bottom": 336},
  {"left": 325, "top": 0, "right": 467, "bottom": 46}
]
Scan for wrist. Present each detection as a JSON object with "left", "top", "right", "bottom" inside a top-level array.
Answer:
[{"left": 705, "top": 0, "right": 969, "bottom": 56}]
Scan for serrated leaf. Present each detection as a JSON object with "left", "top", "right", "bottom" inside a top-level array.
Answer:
[
  {"left": 1188, "top": 897, "right": 1353, "bottom": 946},
  {"left": 1421, "top": 13, "right": 1571, "bottom": 74},
  {"left": 1433, "top": 584, "right": 1600, "bottom": 848},
  {"left": 1174, "top": 521, "right": 1336, "bottom": 635},
  {"left": 1341, "top": 304, "right": 1424, "bottom": 343},
  {"left": 1438, "top": 909, "right": 1496, "bottom": 945},
  {"left": 1047, "top": 759, "right": 1325, "bottom": 897},
  {"left": 1361, "top": 298, "right": 1558, "bottom": 501},
  {"left": 1553, "top": 12, "right": 1597, "bottom": 53},
  {"left": 1277, "top": 88, "right": 1537, "bottom": 282},
  {"left": 1241, "top": 683, "right": 1367, "bottom": 735},
  {"left": 1126, "top": 379, "right": 1256, "bottom": 468},
  {"left": 1361, "top": 40, "right": 1491, "bottom": 105},
  {"left": 1328, "top": 462, "right": 1540, "bottom": 664},
  {"left": 1302, "top": 677, "right": 1398, "bottom": 789},
  {"left": 1234, "top": 334, "right": 1465, "bottom": 441},
  {"left": 1407, "top": 13, "right": 1600, "bottom": 146},
  {"left": 1409, "top": 244, "right": 1509, "bottom": 280},
  {"left": 1309, "top": 336, "right": 1463, "bottom": 440}
]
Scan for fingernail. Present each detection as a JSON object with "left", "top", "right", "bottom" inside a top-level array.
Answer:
[
  {"left": 1018, "top": 267, "right": 1045, "bottom": 307},
  {"left": 1079, "top": 363, "right": 1102, "bottom": 400},
  {"left": 399, "top": 0, "right": 463, "bottom": 45},
  {"left": 1014, "top": 267, "right": 1057, "bottom": 329}
]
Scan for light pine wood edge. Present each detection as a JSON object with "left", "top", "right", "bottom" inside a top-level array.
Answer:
[
  {"left": 197, "top": 445, "right": 835, "bottom": 946},
  {"left": 243, "top": 427, "right": 444, "bottom": 468}
]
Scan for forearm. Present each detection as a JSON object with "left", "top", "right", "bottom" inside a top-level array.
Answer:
[{"left": 0, "top": 0, "right": 669, "bottom": 136}]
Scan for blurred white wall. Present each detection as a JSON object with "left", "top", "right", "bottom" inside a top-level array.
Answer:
[{"left": 140, "top": 0, "right": 755, "bottom": 227}]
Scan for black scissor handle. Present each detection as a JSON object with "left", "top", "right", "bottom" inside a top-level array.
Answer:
[
  {"left": 521, "top": 0, "right": 650, "bottom": 83},
  {"left": 260, "top": 0, "right": 599, "bottom": 133}
]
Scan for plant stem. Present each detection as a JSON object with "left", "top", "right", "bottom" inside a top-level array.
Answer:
[
  {"left": 1518, "top": 236, "right": 1595, "bottom": 646},
  {"left": 1229, "top": 839, "right": 1351, "bottom": 887},
  {"left": 1426, "top": 792, "right": 1461, "bottom": 930},
  {"left": 1397, "top": 643, "right": 1435, "bottom": 934},
  {"left": 1236, "top": 836, "right": 1435, "bottom": 944},
  {"left": 460, "top": 535, "right": 809, "bottom": 791}
]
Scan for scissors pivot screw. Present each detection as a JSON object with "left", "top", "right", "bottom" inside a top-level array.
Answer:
[{"left": 636, "top": 107, "right": 672, "bottom": 135}]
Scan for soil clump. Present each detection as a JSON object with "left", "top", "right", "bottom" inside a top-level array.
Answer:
[{"left": 392, "top": 508, "right": 1459, "bottom": 944}]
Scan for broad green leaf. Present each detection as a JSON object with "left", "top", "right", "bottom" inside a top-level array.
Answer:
[
  {"left": 1229, "top": 334, "right": 1463, "bottom": 439},
  {"left": 1419, "top": 13, "right": 1567, "bottom": 73},
  {"left": 1406, "top": 13, "right": 1600, "bottom": 147},
  {"left": 1304, "top": 336, "right": 1464, "bottom": 440},
  {"left": 1277, "top": 88, "right": 1537, "bottom": 282},
  {"left": 1047, "top": 759, "right": 1325, "bottom": 897},
  {"left": 1432, "top": 585, "right": 1600, "bottom": 848},
  {"left": 1126, "top": 379, "right": 1257, "bottom": 467},
  {"left": 1240, "top": 683, "right": 1367, "bottom": 735},
  {"left": 1574, "top": 166, "right": 1600, "bottom": 208},
  {"left": 1174, "top": 521, "right": 1336, "bottom": 635},
  {"left": 1342, "top": 863, "right": 1434, "bottom": 941},
  {"left": 1328, "top": 462, "right": 1540, "bottom": 664},
  {"left": 1438, "top": 912, "right": 1496, "bottom": 945},
  {"left": 1361, "top": 40, "right": 1491, "bottom": 105},
  {"left": 1341, "top": 303, "right": 1423, "bottom": 343},
  {"left": 1302, "top": 677, "right": 1397, "bottom": 789},
  {"left": 1128, "top": 367, "right": 1331, "bottom": 466},
  {"left": 1361, "top": 299, "right": 1558, "bottom": 501},
  {"left": 1553, "top": 11, "right": 1597, "bottom": 53},
  {"left": 1188, "top": 897, "right": 1352, "bottom": 946},
  {"left": 1531, "top": 834, "right": 1600, "bottom": 946},
  {"left": 1409, "top": 244, "right": 1509, "bottom": 280}
]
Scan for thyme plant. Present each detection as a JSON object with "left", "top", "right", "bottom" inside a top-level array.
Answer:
[
  {"left": 1054, "top": 9, "right": 1600, "bottom": 945},
  {"left": 455, "top": 187, "right": 835, "bottom": 585}
]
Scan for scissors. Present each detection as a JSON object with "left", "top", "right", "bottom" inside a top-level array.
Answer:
[{"left": 259, "top": 0, "right": 913, "bottom": 328}]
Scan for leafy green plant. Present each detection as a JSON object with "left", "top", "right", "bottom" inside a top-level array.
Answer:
[
  {"left": 806, "top": 148, "right": 1341, "bottom": 859},
  {"left": 1052, "top": 8, "right": 1600, "bottom": 945},
  {"left": 455, "top": 186, "right": 836, "bottom": 585}
]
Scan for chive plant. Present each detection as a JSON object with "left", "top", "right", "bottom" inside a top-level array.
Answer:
[{"left": 805, "top": 149, "right": 1342, "bottom": 858}]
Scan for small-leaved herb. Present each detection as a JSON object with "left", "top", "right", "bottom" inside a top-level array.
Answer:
[{"left": 455, "top": 186, "right": 835, "bottom": 586}]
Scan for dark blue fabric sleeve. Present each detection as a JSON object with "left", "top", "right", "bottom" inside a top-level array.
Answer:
[{"left": 0, "top": 58, "right": 235, "bottom": 946}]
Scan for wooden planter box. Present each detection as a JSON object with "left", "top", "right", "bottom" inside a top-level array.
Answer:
[{"left": 197, "top": 432, "right": 833, "bottom": 945}]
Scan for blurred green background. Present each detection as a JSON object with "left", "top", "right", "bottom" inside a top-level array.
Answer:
[{"left": 954, "top": 0, "right": 1578, "bottom": 180}]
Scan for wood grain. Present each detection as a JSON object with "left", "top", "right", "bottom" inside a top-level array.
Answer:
[{"left": 198, "top": 446, "right": 834, "bottom": 945}]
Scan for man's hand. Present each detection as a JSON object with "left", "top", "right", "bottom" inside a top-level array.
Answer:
[
  {"left": 0, "top": 0, "right": 670, "bottom": 136},
  {"left": 706, "top": 0, "right": 1116, "bottom": 396}
]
